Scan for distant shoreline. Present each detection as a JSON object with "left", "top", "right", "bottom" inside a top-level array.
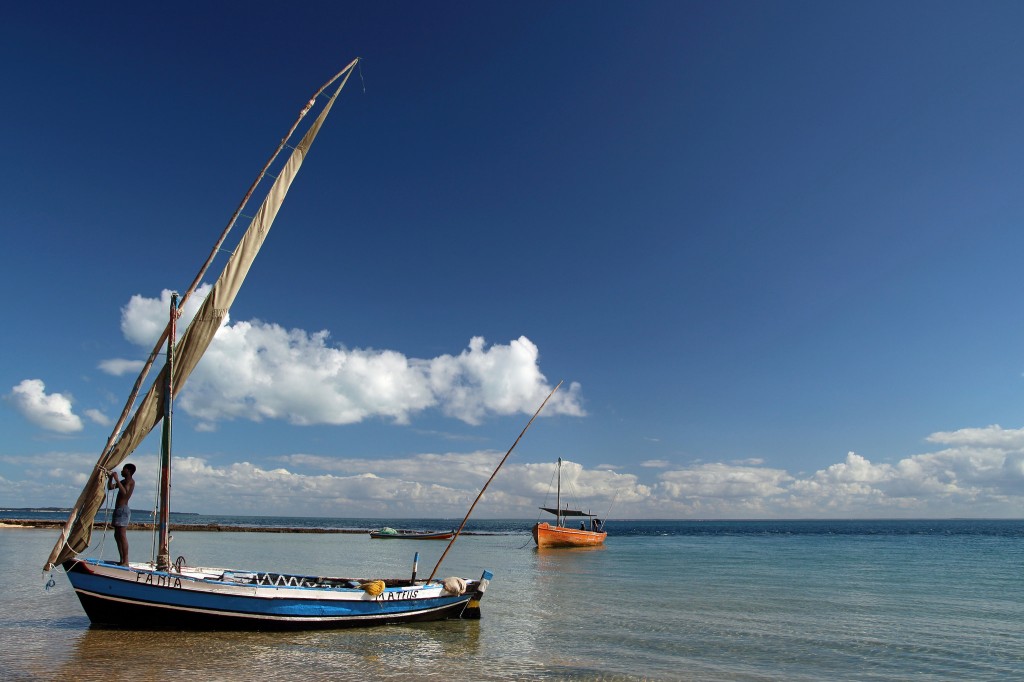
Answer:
[
  {"left": 1, "top": 519, "right": 402, "bottom": 534},
  {"left": 0, "top": 519, "right": 498, "bottom": 535}
]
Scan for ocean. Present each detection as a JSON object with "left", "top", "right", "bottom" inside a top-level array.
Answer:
[{"left": 2, "top": 515, "right": 1022, "bottom": 681}]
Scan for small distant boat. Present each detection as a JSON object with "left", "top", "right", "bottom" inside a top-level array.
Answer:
[
  {"left": 370, "top": 528, "right": 454, "bottom": 540},
  {"left": 532, "top": 458, "right": 607, "bottom": 549}
]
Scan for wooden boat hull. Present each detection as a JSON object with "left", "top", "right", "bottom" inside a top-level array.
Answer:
[
  {"left": 64, "top": 558, "right": 491, "bottom": 630},
  {"left": 369, "top": 532, "right": 454, "bottom": 540},
  {"left": 532, "top": 522, "right": 607, "bottom": 548}
]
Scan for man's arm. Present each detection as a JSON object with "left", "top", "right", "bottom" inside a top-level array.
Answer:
[{"left": 108, "top": 473, "right": 127, "bottom": 495}]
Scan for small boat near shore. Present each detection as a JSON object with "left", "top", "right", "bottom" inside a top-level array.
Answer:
[
  {"left": 370, "top": 528, "right": 455, "bottom": 540},
  {"left": 64, "top": 558, "right": 491, "bottom": 629},
  {"left": 532, "top": 458, "right": 607, "bottom": 549}
]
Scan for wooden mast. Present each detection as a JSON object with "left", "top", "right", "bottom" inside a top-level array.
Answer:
[{"left": 155, "top": 293, "right": 177, "bottom": 571}]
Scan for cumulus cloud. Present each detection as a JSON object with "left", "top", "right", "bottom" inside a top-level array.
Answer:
[
  {"left": 640, "top": 425, "right": 1024, "bottom": 518},
  {"left": 4, "top": 451, "right": 637, "bottom": 517},
  {"left": 98, "top": 359, "right": 145, "bottom": 376},
  {"left": 659, "top": 463, "right": 792, "bottom": 499},
  {"left": 8, "top": 425, "right": 1024, "bottom": 518},
  {"left": 84, "top": 409, "right": 112, "bottom": 427},
  {"left": 202, "top": 434, "right": 1024, "bottom": 517},
  {"left": 119, "top": 285, "right": 211, "bottom": 347},
  {"left": 110, "top": 453, "right": 647, "bottom": 518},
  {"left": 925, "top": 424, "right": 1024, "bottom": 449},
  {"left": 6, "top": 380, "right": 84, "bottom": 434},
  {"left": 109, "top": 288, "right": 585, "bottom": 429}
]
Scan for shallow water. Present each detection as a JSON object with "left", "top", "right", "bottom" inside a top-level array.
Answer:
[{"left": 3, "top": 519, "right": 1023, "bottom": 681}]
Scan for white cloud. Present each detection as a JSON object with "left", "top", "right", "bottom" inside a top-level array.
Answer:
[
  {"left": 17, "top": 453, "right": 645, "bottom": 518},
  {"left": 98, "top": 359, "right": 145, "bottom": 376},
  {"left": 10, "top": 425, "right": 1024, "bottom": 520},
  {"left": 925, "top": 424, "right": 1024, "bottom": 449},
  {"left": 641, "top": 459, "right": 671, "bottom": 468},
  {"left": 120, "top": 285, "right": 212, "bottom": 347},
  {"left": 107, "top": 288, "right": 585, "bottom": 430},
  {"left": 84, "top": 409, "right": 112, "bottom": 426},
  {"left": 654, "top": 463, "right": 793, "bottom": 517},
  {"left": 6, "top": 379, "right": 83, "bottom": 434},
  {"left": 0, "top": 452, "right": 97, "bottom": 508}
]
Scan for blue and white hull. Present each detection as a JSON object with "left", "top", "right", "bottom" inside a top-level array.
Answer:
[{"left": 64, "top": 558, "right": 492, "bottom": 630}]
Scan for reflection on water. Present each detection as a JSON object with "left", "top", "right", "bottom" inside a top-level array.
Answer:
[
  {"left": 55, "top": 620, "right": 482, "bottom": 681},
  {"left": 534, "top": 544, "right": 606, "bottom": 559}
]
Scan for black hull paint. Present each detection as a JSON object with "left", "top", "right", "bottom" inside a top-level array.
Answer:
[{"left": 73, "top": 589, "right": 474, "bottom": 630}]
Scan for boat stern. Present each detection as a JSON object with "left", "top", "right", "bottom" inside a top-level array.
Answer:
[{"left": 459, "top": 570, "right": 493, "bottom": 620}]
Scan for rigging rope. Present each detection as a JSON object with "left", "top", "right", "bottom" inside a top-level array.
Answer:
[
  {"left": 48, "top": 468, "right": 114, "bottom": 568},
  {"left": 95, "top": 483, "right": 114, "bottom": 560},
  {"left": 150, "top": 459, "right": 161, "bottom": 564}
]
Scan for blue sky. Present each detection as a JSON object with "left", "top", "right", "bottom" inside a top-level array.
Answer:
[{"left": 3, "top": 1, "right": 1024, "bottom": 519}]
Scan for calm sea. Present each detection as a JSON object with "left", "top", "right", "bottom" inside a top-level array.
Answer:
[{"left": 2, "top": 515, "right": 1022, "bottom": 681}]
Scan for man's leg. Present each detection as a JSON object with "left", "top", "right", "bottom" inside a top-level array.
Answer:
[{"left": 115, "top": 527, "right": 128, "bottom": 565}]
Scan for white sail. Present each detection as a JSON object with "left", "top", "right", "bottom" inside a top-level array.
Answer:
[{"left": 45, "top": 61, "right": 359, "bottom": 571}]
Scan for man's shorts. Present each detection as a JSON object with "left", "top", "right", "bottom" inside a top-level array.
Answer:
[{"left": 112, "top": 506, "right": 131, "bottom": 528}]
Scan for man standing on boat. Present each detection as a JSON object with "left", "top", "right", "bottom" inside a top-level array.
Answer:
[{"left": 108, "top": 463, "right": 136, "bottom": 566}]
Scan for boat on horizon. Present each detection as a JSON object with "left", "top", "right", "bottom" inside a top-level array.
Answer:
[
  {"left": 43, "top": 60, "right": 494, "bottom": 630},
  {"left": 531, "top": 458, "right": 608, "bottom": 549}
]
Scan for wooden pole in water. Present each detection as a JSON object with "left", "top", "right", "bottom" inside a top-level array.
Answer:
[{"left": 427, "top": 381, "right": 563, "bottom": 582}]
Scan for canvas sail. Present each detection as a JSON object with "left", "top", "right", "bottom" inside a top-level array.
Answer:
[
  {"left": 539, "top": 507, "right": 596, "bottom": 517},
  {"left": 45, "top": 64, "right": 357, "bottom": 571}
]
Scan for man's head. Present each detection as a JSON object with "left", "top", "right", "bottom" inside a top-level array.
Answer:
[{"left": 122, "top": 463, "right": 136, "bottom": 477}]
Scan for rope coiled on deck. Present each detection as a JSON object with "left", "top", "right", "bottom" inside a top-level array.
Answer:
[{"left": 360, "top": 580, "right": 385, "bottom": 596}]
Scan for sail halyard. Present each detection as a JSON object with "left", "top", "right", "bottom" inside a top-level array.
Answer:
[{"left": 44, "top": 59, "right": 361, "bottom": 571}]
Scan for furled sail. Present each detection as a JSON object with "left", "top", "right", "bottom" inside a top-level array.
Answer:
[
  {"left": 539, "top": 507, "right": 597, "bottom": 517},
  {"left": 45, "top": 61, "right": 359, "bottom": 571}
]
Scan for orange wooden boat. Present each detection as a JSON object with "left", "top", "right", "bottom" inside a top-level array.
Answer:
[
  {"left": 531, "top": 457, "right": 607, "bottom": 548},
  {"left": 532, "top": 521, "right": 606, "bottom": 548}
]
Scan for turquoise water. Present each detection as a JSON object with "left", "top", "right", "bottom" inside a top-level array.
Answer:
[{"left": 2, "top": 518, "right": 1022, "bottom": 681}]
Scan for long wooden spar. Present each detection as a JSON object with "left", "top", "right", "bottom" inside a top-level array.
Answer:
[
  {"left": 428, "top": 380, "right": 563, "bottom": 582},
  {"left": 94, "top": 58, "right": 361, "bottom": 465},
  {"left": 49, "top": 59, "right": 362, "bottom": 568}
]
